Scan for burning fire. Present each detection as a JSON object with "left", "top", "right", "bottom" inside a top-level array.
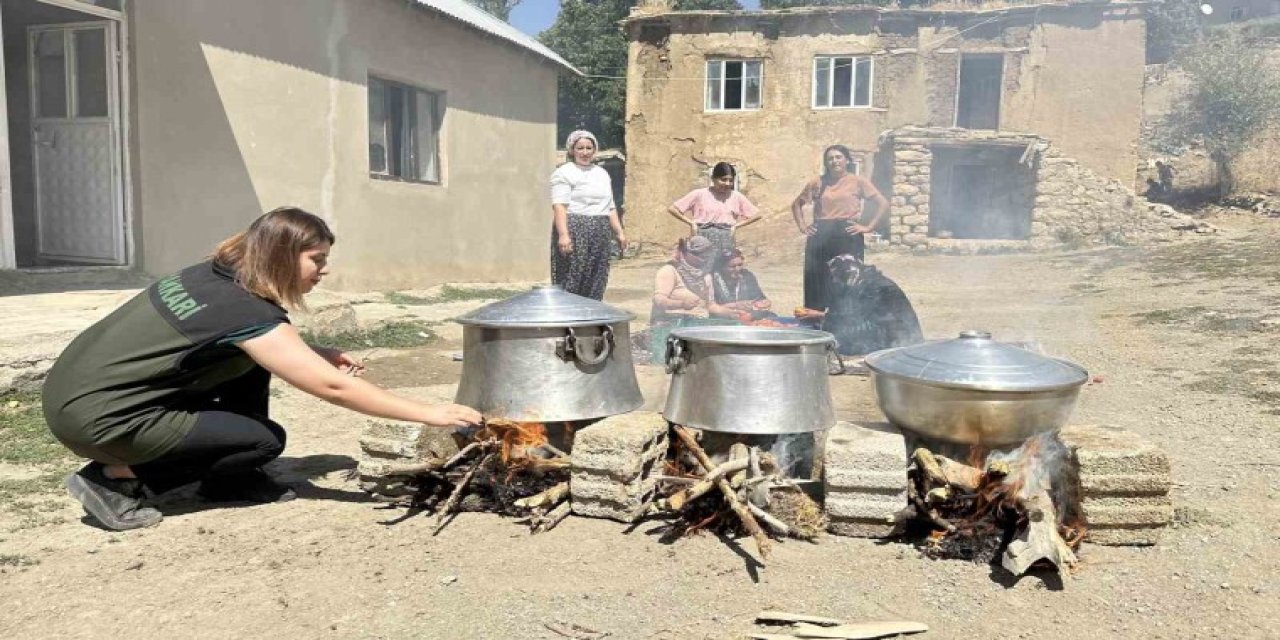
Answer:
[{"left": 475, "top": 419, "right": 550, "bottom": 464}]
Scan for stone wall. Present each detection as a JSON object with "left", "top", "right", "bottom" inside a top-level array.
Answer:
[
  {"left": 880, "top": 127, "right": 1213, "bottom": 250},
  {"left": 622, "top": 3, "right": 1149, "bottom": 247}
]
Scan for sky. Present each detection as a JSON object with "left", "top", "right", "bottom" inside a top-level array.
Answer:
[{"left": 511, "top": 1, "right": 763, "bottom": 36}]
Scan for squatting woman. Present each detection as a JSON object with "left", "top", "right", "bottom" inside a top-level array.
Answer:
[{"left": 42, "top": 207, "right": 482, "bottom": 531}]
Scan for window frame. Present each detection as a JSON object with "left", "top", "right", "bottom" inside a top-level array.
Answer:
[
  {"left": 812, "top": 55, "right": 874, "bottom": 110},
  {"left": 367, "top": 74, "right": 444, "bottom": 185},
  {"left": 704, "top": 58, "right": 763, "bottom": 113}
]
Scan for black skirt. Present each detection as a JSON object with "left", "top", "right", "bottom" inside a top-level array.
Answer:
[{"left": 803, "top": 219, "right": 866, "bottom": 310}]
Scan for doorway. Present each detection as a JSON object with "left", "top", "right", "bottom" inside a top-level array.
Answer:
[{"left": 1, "top": 0, "right": 126, "bottom": 269}]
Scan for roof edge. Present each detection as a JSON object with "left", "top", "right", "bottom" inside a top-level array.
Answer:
[
  {"left": 623, "top": 0, "right": 1152, "bottom": 26},
  {"left": 411, "top": 0, "right": 581, "bottom": 76}
]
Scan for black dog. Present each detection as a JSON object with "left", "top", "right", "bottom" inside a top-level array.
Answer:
[{"left": 822, "top": 254, "right": 923, "bottom": 356}]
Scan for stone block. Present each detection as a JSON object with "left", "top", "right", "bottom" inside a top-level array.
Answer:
[
  {"left": 895, "top": 150, "right": 929, "bottom": 162},
  {"left": 570, "top": 411, "right": 669, "bottom": 522},
  {"left": 356, "top": 419, "right": 464, "bottom": 494},
  {"left": 1059, "top": 425, "right": 1174, "bottom": 546},
  {"left": 902, "top": 214, "right": 929, "bottom": 226},
  {"left": 902, "top": 233, "right": 929, "bottom": 246},
  {"left": 891, "top": 196, "right": 908, "bottom": 207},
  {"left": 822, "top": 421, "right": 908, "bottom": 538},
  {"left": 896, "top": 184, "right": 920, "bottom": 196}
]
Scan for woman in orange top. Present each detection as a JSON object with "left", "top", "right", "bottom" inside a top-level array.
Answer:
[{"left": 791, "top": 145, "right": 890, "bottom": 311}]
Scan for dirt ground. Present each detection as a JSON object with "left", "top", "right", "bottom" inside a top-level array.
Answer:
[{"left": 1, "top": 213, "right": 1277, "bottom": 639}]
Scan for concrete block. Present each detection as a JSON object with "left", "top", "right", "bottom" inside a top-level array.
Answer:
[
  {"left": 570, "top": 412, "right": 669, "bottom": 522},
  {"left": 822, "top": 421, "right": 908, "bottom": 538},
  {"left": 357, "top": 419, "right": 463, "bottom": 491},
  {"left": 1059, "top": 425, "right": 1174, "bottom": 546}
]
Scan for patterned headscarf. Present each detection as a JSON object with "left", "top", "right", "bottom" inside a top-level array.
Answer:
[{"left": 565, "top": 130, "right": 599, "bottom": 161}]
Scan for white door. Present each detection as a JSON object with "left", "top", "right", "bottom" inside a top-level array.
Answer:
[{"left": 29, "top": 22, "right": 123, "bottom": 264}]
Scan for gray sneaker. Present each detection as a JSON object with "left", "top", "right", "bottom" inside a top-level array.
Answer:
[{"left": 65, "top": 463, "right": 163, "bottom": 531}]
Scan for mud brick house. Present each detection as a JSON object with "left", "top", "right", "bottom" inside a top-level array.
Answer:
[
  {"left": 0, "top": 0, "right": 575, "bottom": 290},
  {"left": 622, "top": 1, "right": 1183, "bottom": 250}
]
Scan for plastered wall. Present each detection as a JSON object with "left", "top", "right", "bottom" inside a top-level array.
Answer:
[
  {"left": 623, "top": 6, "right": 1147, "bottom": 247},
  {"left": 129, "top": 0, "right": 559, "bottom": 290}
]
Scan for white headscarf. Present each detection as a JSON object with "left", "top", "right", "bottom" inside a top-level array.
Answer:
[{"left": 565, "top": 130, "right": 599, "bottom": 161}]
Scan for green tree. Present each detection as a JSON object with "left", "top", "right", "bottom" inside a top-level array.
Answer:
[
  {"left": 466, "top": 0, "right": 522, "bottom": 21},
  {"left": 539, "top": 1, "right": 634, "bottom": 149},
  {"left": 539, "top": 0, "right": 742, "bottom": 149},
  {"left": 1161, "top": 32, "right": 1280, "bottom": 196}
]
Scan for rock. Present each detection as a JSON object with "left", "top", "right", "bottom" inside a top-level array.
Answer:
[
  {"left": 823, "top": 421, "right": 909, "bottom": 538},
  {"left": 570, "top": 412, "right": 669, "bottom": 523}
]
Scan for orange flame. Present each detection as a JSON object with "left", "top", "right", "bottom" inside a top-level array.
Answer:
[{"left": 476, "top": 419, "right": 549, "bottom": 464}]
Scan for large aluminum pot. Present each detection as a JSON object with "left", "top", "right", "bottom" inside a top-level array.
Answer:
[
  {"left": 453, "top": 285, "right": 643, "bottom": 422},
  {"left": 663, "top": 326, "right": 836, "bottom": 434},
  {"left": 864, "top": 330, "right": 1088, "bottom": 446}
]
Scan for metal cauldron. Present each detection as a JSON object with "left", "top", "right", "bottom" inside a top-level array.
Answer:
[
  {"left": 453, "top": 285, "right": 643, "bottom": 422},
  {"left": 663, "top": 326, "right": 836, "bottom": 434},
  {"left": 864, "top": 330, "right": 1089, "bottom": 446}
]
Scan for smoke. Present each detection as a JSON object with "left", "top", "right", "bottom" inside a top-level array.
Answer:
[{"left": 984, "top": 431, "right": 1074, "bottom": 519}]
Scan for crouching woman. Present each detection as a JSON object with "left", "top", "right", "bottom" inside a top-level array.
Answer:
[{"left": 42, "top": 207, "right": 481, "bottom": 531}]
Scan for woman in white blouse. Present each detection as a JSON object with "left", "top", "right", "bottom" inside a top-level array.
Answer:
[{"left": 550, "top": 130, "right": 627, "bottom": 300}]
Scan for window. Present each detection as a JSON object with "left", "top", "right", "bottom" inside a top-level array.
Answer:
[
  {"left": 1230, "top": 6, "right": 1247, "bottom": 20},
  {"left": 368, "top": 76, "right": 442, "bottom": 183},
  {"left": 813, "top": 56, "right": 873, "bottom": 109},
  {"left": 705, "top": 59, "right": 762, "bottom": 111}
]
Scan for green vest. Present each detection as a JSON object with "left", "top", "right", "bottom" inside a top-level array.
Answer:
[{"left": 42, "top": 262, "right": 289, "bottom": 465}]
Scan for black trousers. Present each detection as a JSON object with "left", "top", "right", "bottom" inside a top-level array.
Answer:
[
  {"left": 131, "top": 367, "right": 286, "bottom": 494},
  {"left": 803, "top": 219, "right": 866, "bottom": 311}
]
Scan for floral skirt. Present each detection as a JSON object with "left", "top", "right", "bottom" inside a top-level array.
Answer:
[{"left": 551, "top": 214, "right": 613, "bottom": 300}]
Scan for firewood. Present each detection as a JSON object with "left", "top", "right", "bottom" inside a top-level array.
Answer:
[
  {"left": 674, "top": 427, "right": 772, "bottom": 560},
  {"left": 532, "top": 501, "right": 572, "bottom": 534},
  {"left": 653, "top": 458, "right": 749, "bottom": 511},
  {"left": 441, "top": 441, "right": 485, "bottom": 469},
  {"left": 790, "top": 620, "right": 929, "bottom": 639},
  {"left": 913, "top": 448, "right": 981, "bottom": 491},
  {"left": 755, "top": 611, "right": 842, "bottom": 626},
  {"left": 729, "top": 443, "right": 750, "bottom": 489},
  {"left": 380, "top": 459, "right": 446, "bottom": 477},
  {"left": 1001, "top": 489, "right": 1078, "bottom": 577},
  {"left": 747, "top": 502, "right": 791, "bottom": 537},
  {"left": 432, "top": 452, "right": 493, "bottom": 535},
  {"left": 749, "top": 635, "right": 804, "bottom": 640},
  {"left": 513, "top": 482, "right": 569, "bottom": 510},
  {"left": 652, "top": 474, "right": 699, "bottom": 485}
]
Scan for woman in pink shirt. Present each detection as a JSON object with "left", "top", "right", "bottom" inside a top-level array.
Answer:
[{"left": 667, "top": 162, "right": 761, "bottom": 259}]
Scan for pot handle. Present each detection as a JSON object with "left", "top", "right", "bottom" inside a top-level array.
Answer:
[
  {"left": 664, "top": 336, "right": 688, "bottom": 374},
  {"left": 558, "top": 326, "right": 614, "bottom": 366}
]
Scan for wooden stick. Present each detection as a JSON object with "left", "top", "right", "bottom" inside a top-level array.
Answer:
[
  {"left": 513, "top": 482, "right": 569, "bottom": 510},
  {"left": 747, "top": 502, "right": 791, "bottom": 537},
  {"left": 441, "top": 441, "right": 485, "bottom": 470},
  {"left": 790, "top": 620, "right": 929, "bottom": 639},
  {"left": 755, "top": 611, "right": 842, "bottom": 626},
  {"left": 674, "top": 427, "right": 772, "bottom": 560},
  {"left": 432, "top": 452, "right": 493, "bottom": 535},
  {"left": 652, "top": 474, "right": 699, "bottom": 485},
  {"left": 533, "top": 501, "right": 573, "bottom": 534},
  {"left": 1001, "top": 489, "right": 1078, "bottom": 577},
  {"left": 729, "top": 443, "right": 750, "bottom": 489},
  {"left": 653, "top": 458, "right": 750, "bottom": 511},
  {"left": 381, "top": 459, "right": 446, "bottom": 477}
]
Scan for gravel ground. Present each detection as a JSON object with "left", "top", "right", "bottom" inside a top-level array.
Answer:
[{"left": 0, "top": 212, "right": 1276, "bottom": 639}]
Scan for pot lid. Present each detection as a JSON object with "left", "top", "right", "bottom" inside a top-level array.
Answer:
[
  {"left": 864, "top": 330, "right": 1088, "bottom": 392},
  {"left": 454, "top": 284, "right": 634, "bottom": 328}
]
